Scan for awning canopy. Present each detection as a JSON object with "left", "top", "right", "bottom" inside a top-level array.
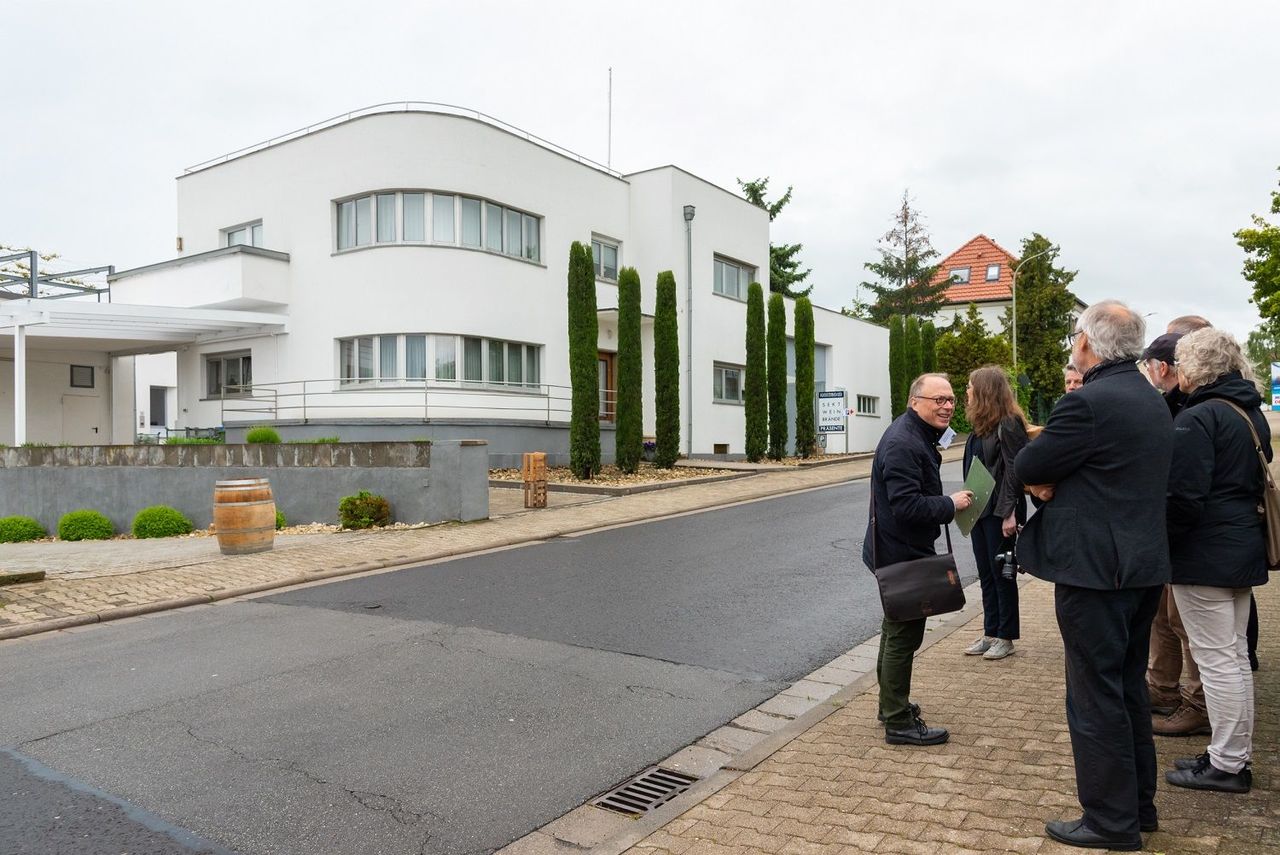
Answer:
[{"left": 0, "top": 299, "right": 288, "bottom": 356}]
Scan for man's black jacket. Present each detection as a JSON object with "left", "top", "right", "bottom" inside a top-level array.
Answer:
[
  {"left": 1013, "top": 359, "right": 1173, "bottom": 590},
  {"left": 862, "top": 409, "right": 955, "bottom": 570},
  {"left": 1168, "top": 371, "right": 1272, "bottom": 589}
]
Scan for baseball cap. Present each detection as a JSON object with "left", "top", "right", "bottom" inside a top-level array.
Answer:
[{"left": 1140, "top": 332, "right": 1182, "bottom": 364}]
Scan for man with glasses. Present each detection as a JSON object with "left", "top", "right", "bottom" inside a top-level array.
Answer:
[
  {"left": 1014, "top": 301, "right": 1173, "bottom": 851},
  {"left": 863, "top": 373, "right": 974, "bottom": 746}
]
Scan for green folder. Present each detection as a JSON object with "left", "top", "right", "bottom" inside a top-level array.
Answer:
[{"left": 955, "top": 456, "right": 996, "bottom": 537}]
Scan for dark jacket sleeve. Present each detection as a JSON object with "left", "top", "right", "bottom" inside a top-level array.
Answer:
[
  {"left": 1167, "top": 413, "right": 1215, "bottom": 545},
  {"left": 1014, "top": 391, "right": 1095, "bottom": 486},
  {"left": 882, "top": 440, "right": 955, "bottom": 525},
  {"left": 994, "top": 417, "right": 1029, "bottom": 519}
]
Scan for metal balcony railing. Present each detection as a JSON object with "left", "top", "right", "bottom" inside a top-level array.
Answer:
[{"left": 217, "top": 378, "right": 619, "bottom": 425}]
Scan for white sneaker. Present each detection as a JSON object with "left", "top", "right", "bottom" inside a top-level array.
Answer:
[
  {"left": 964, "top": 636, "right": 993, "bottom": 655},
  {"left": 983, "top": 638, "right": 1015, "bottom": 660}
]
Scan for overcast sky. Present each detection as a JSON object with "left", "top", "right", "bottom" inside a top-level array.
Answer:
[{"left": 5, "top": 0, "right": 1278, "bottom": 342}]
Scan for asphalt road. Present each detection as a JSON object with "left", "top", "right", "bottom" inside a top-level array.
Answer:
[{"left": 0, "top": 466, "right": 978, "bottom": 855}]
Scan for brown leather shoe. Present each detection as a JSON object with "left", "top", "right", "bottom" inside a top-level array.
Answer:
[
  {"left": 1153, "top": 703, "right": 1211, "bottom": 737},
  {"left": 1148, "top": 685, "right": 1182, "bottom": 717}
]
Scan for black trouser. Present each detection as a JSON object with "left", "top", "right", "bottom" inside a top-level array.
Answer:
[
  {"left": 877, "top": 616, "right": 927, "bottom": 729},
  {"left": 1055, "top": 583, "right": 1163, "bottom": 837},
  {"left": 971, "top": 514, "right": 1020, "bottom": 640}
]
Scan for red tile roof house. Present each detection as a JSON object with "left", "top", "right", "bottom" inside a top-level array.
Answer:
[{"left": 930, "top": 234, "right": 1085, "bottom": 336}]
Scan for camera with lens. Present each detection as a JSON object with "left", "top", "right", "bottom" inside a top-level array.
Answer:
[{"left": 993, "top": 538, "right": 1020, "bottom": 581}]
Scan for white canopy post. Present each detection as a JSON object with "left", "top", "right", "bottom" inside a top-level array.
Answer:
[{"left": 14, "top": 323, "right": 26, "bottom": 445}]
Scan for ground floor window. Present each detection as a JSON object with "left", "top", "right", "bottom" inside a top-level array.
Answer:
[
  {"left": 337, "top": 334, "right": 540, "bottom": 390},
  {"left": 856, "top": 394, "right": 879, "bottom": 416},
  {"left": 713, "top": 363, "right": 745, "bottom": 404},
  {"left": 205, "top": 353, "right": 251, "bottom": 397}
]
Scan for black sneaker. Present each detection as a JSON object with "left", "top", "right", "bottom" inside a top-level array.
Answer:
[
  {"left": 1173, "top": 752, "right": 1210, "bottom": 771},
  {"left": 1166, "top": 760, "right": 1252, "bottom": 794},
  {"left": 885, "top": 715, "right": 949, "bottom": 746}
]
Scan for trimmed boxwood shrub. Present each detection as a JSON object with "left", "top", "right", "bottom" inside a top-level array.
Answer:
[
  {"left": 338, "top": 490, "right": 392, "bottom": 530},
  {"left": 132, "top": 505, "right": 194, "bottom": 539},
  {"left": 275, "top": 510, "right": 287, "bottom": 530},
  {"left": 0, "top": 516, "right": 47, "bottom": 543},
  {"left": 58, "top": 509, "right": 114, "bottom": 541},
  {"left": 245, "top": 426, "right": 282, "bottom": 444}
]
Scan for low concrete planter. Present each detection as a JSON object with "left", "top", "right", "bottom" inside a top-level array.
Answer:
[{"left": 0, "top": 440, "right": 487, "bottom": 532}]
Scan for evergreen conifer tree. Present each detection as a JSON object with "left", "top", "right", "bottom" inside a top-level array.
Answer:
[
  {"left": 614, "top": 266, "right": 643, "bottom": 473},
  {"left": 888, "top": 315, "right": 907, "bottom": 418},
  {"left": 794, "top": 296, "right": 816, "bottom": 458},
  {"left": 744, "top": 282, "right": 768, "bottom": 462},
  {"left": 767, "top": 293, "right": 788, "bottom": 459},
  {"left": 653, "top": 270, "right": 681, "bottom": 468},
  {"left": 921, "top": 321, "right": 938, "bottom": 374},
  {"left": 567, "top": 242, "right": 600, "bottom": 478},
  {"left": 905, "top": 315, "right": 923, "bottom": 385}
]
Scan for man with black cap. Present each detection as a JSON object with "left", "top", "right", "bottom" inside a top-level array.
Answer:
[{"left": 1141, "top": 330, "right": 1211, "bottom": 739}]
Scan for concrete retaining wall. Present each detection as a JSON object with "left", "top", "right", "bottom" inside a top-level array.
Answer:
[{"left": 0, "top": 440, "right": 488, "bottom": 532}]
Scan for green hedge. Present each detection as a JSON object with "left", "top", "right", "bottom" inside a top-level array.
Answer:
[
  {"left": 0, "top": 516, "right": 47, "bottom": 543},
  {"left": 132, "top": 505, "right": 194, "bottom": 539},
  {"left": 58, "top": 509, "right": 114, "bottom": 541}
]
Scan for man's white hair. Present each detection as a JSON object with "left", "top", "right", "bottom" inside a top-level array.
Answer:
[{"left": 1078, "top": 300, "right": 1145, "bottom": 362}]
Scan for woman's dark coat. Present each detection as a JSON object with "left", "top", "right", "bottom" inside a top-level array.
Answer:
[
  {"left": 963, "top": 414, "right": 1029, "bottom": 522},
  {"left": 1167, "top": 371, "right": 1272, "bottom": 589}
]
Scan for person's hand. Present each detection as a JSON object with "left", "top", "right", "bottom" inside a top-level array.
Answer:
[
  {"left": 1002, "top": 512, "right": 1017, "bottom": 538},
  {"left": 1028, "top": 484, "right": 1055, "bottom": 502},
  {"left": 950, "top": 490, "right": 975, "bottom": 512}
]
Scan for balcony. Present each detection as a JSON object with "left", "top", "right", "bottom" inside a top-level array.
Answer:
[{"left": 109, "top": 245, "right": 290, "bottom": 310}]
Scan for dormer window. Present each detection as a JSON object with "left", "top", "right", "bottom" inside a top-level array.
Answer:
[{"left": 949, "top": 267, "right": 971, "bottom": 284}]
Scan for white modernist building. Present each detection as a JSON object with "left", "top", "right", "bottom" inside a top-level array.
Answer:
[{"left": 96, "top": 104, "right": 890, "bottom": 462}]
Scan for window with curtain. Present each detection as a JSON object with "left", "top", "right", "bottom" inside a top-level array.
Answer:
[
  {"left": 525, "top": 346, "right": 539, "bottom": 389},
  {"left": 484, "top": 202, "right": 503, "bottom": 252},
  {"left": 380, "top": 336, "right": 398, "bottom": 380},
  {"left": 463, "top": 337, "right": 483, "bottom": 383},
  {"left": 337, "top": 201, "right": 356, "bottom": 250},
  {"left": 522, "top": 214, "right": 538, "bottom": 261},
  {"left": 488, "top": 340, "right": 505, "bottom": 384},
  {"left": 403, "top": 193, "right": 425, "bottom": 241},
  {"left": 377, "top": 195, "right": 396, "bottom": 243},
  {"left": 355, "top": 198, "right": 372, "bottom": 247},
  {"left": 433, "top": 194, "right": 455, "bottom": 243},
  {"left": 434, "top": 335, "right": 457, "bottom": 380},
  {"left": 405, "top": 335, "right": 426, "bottom": 380},
  {"left": 461, "top": 198, "right": 482, "bottom": 247},
  {"left": 504, "top": 209, "right": 522, "bottom": 256}
]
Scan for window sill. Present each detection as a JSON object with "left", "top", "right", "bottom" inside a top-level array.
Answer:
[
  {"left": 712, "top": 399, "right": 745, "bottom": 407},
  {"left": 711, "top": 291, "right": 747, "bottom": 304},
  {"left": 855, "top": 412, "right": 882, "bottom": 418},
  {"left": 331, "top": 243, "right": 547, "bottom": 269},
  {"left": 596, "top": 277, "right": 618, "bottom": 285},
  {"left": 334, "top": 381, "right": 545, "bottom": 396}
]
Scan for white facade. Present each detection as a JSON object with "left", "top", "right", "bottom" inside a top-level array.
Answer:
[{"left": 110, "top": 106, "right": 891, "bottom": 458}]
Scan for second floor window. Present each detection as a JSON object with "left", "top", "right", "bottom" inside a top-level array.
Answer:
[
  {"left": 336, "top": 192, "right": 540, "bottom": 261},
  {"left": 224, "top": 222, "right": 263, "bottom": 247},
  {"left": 592, "top": 238, "right": 620, "bottom": 281},
  {"left": 949, "top": 267, "right": 971, "bottom": 284},
  {"left": 714, "top": 256, "right": 754, "bottom": 300},
  {"left": 986, "top": 264, "right": 1001, "bottom": 281}
]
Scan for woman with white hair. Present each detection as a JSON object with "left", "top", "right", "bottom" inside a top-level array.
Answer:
[{"left": 1164, "top": 327, "right": 1270, "bottom": 794}]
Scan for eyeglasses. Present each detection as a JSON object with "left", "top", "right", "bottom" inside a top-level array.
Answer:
[
  {"left": 912, "top": 395, "right": 956, "bottom": 407},
  {"left": 1067, "top": 328, "right": 1084, "bottom": 347}
]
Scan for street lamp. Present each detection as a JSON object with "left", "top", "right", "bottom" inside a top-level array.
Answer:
[{"left": 1010, "top": 244, "right": 1059, "bottom": 372}]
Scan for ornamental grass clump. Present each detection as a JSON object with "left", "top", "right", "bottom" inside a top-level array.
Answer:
[
  {"left": 0, "top": 516, "right": 46, "bottom": 543},
  {"left": 132, "top": 505, "right": 194, "bottom": 539},
  {"left": 57, "top": 509, "right": 114, "bottom": 541},
  {"left": 245, "top": 426, "right": 282, "bottom": 444},
  {"left": 338, "top": 490, "right": 392, "bottom": 530}
]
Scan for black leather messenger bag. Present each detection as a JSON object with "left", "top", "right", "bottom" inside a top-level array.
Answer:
[{"left": 869, "top": 477, "right": 966, "bottom": 622}]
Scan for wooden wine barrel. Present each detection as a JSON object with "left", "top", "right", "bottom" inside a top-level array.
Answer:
[{"left": 213, "top": 478, "right": 276, "bottom": 555}]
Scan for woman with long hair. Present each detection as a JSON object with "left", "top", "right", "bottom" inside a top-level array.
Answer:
[{"left": 962, "top": 365, "right": 1030, "bottom": 660}]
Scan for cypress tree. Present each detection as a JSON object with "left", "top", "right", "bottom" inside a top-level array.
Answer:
[
  {"left": 744, "top": 282, "right": 768, "bottom": 462},
  {"left": 767, "top": 292, "right": 788, "bottom": 460},
  {"left": 921, "top": 320, "right": 938, "bottom": 374},
  {"left": 653, "top": 270, "right": 681, "bottom": 468},
  {"left": 567, "top": 241, "right": 600, "bottom": 478},
  {"left": 794, "top": 296, "right": 816, "bottom": 458},
  {"left": 904, "top": 315, "right": 923, "bottom": 387},
  {"left": 888, "top": 314, "right": 906, "bottom": 418},
  {"left": 615, "top": 266, "right": 643, "bottom": 473}
]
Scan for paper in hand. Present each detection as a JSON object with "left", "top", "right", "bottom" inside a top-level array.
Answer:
[
  {"left": 954, "top": 456, "right": 997, "bottom": 537},
  {"left": 938, "top": 427, "right": 957, "bottom": 449}
]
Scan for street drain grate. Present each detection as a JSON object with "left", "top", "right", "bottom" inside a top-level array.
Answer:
[{"left": 591, "top": 766, "right": 699, "bottom": 818}]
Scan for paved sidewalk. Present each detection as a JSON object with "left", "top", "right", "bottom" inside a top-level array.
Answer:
[
  {"left": 619, "top": 577, "right": 1279, "bottom": 855},
  {"left": 0, "top": 455, "right": 896, "bottom": 640}
]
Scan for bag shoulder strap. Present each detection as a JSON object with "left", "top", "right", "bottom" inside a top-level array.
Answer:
[
  {"left": 869, "top": 455, "right": 953, "bottom": 568},
  {"left": 1210, "top": 400, "right": 1276, "bottom": 490}
]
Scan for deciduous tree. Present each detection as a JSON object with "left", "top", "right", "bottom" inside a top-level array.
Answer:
[
  {"left": 936, "top": 304, "right": 1012, "bottom": 432},
  {"left": 1002, "top": 234, "right": 1076, "bottom": 422},
  {"left": 1236, "top": 166, "right": 1280, "bottom": 323}
]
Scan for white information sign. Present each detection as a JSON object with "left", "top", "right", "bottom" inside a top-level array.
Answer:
[{"left": 817, "top": 390, "right": 846, "bottom": 433}]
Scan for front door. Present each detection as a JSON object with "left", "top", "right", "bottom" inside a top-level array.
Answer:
[{"left": 597, "top": 352, "right": 615, "bottom": 421}]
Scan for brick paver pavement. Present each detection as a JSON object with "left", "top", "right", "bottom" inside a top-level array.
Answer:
[
  {"left": 623, "top": 577, "right": 1279, "bottom": 855},
  {"left": 0, "top": 456, "right": 888, "bottom": 640}
]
